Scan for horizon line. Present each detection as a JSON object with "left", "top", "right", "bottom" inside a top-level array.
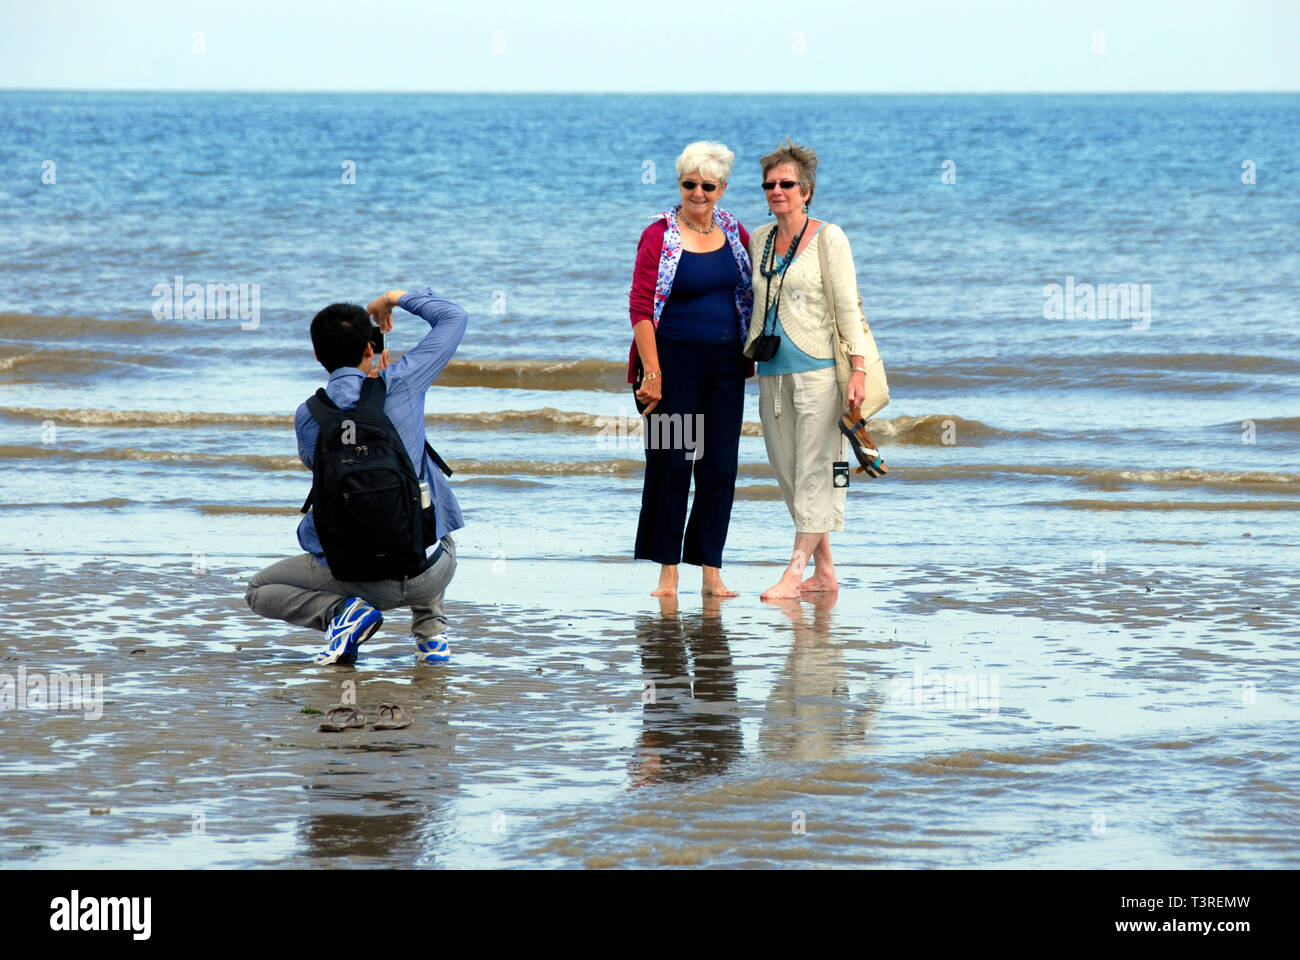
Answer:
[{"left": 3, "top": 87, "right": 1298, "bottom": 96}]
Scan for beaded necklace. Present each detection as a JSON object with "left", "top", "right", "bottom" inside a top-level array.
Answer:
[
  {"left": 757, "top": 217, "right": 811, "bottom": 343},
  {"left": 759, "top": 216, "right": 811, "bottom": 279}
]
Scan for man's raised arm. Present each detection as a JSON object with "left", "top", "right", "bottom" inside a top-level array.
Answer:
[{"left": 370, "top": 286, "right": 468, "bottom": 394}]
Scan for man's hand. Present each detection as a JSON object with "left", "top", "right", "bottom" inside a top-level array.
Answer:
[
  {"left": 366, "top": 289, "right": 406, "bottom": 333},
  {"left": 367, "top": 348, "right": 391, "bottom": 378}
]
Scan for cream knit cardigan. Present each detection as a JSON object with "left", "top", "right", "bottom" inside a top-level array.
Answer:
[{"left": 743, "top": 221, "right": 871, "bottom": 362}]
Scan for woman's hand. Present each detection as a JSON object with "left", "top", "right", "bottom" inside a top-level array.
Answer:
[
  {"left": 847, "top": 370, "right": 866, "bottom": 408},
  {"left": 636, "top": 371, "right": 663, "bottom": 415}
]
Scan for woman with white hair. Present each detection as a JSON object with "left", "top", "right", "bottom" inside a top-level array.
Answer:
[{"left": 627, "top": 141, "right": 754, "bottom": 597}]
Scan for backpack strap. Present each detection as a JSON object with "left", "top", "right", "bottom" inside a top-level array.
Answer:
[
  {"left": 425, "top": 441, "right": 453, "bottom": 478},
  {"left": 356, "top": 375, "right": 388, "bottom": 415},
  {"left": 300, "top": 379, "right": 453, "bottom": 511},
  {"left": 301, "top": 389, "right": 343, "bottom": 514},
  {"left": 305, "top": 387, "right": 341, "bottom": 427}
]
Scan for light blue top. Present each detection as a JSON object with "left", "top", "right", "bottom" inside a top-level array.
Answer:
[
  {"left": 756, "top": 311, "right": 836, "bottom": 376},
  {"left": 295, "top": 287, "right": 468, "bottom": 566}
]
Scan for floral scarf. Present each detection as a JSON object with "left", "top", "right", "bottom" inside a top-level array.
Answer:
[{"left": 651, "top": 204, "right": 753, "bottom": 339}]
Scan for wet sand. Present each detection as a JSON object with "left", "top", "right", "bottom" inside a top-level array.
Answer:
[{"left": 2, "top": 553, "right": 1297, "bottom": 869}]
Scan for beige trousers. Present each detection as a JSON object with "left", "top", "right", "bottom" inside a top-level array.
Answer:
[{"left": 758, "top": 366, "right": 847, "bottom": 533}]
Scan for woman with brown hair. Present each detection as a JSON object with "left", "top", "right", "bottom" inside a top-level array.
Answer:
[{"left": 744, "top": 139, "right": 874, "bottom": 600}]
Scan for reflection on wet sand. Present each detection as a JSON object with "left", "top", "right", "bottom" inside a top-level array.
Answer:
[
  {"left": 631, "top": 596, "right": 743, "bottom": 787},
  {"left": 301, "top": 790, "right": 428, "bottom": 862},
  {"left": 298, "top": 672, "right": 457, "bottom": 865},
  {"left": 760, "top": 594, "right": 873, "bottom": 762},
  {"left": 6, "top": 556, "right": 1297, "bottom": 868}
]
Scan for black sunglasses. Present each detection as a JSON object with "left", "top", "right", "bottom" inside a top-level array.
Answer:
[
  {"left": 762, "top": 179, "right": 801, "bottom": 191},
  {"left": 679, "top": 180, "right": 718, "bottom": 192}
]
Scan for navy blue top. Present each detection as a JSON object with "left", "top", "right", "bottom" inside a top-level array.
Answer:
[{"left": 655, "top": 245, "right": 743, "bottom": 343}]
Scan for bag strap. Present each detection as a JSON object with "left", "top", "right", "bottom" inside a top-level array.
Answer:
[
  {"left": 357, "top": 375, "right": 387, "bottom": 415},
  {"left": 299, "top": 379, "right": 453, "bottom": 513},
  {"left": 425, "top": 441, "right": 453, "bottom": 478},
  {"left": 817, "top": 229, "right": 838, "bottom": 327},
  {"left": 818, "top": 230, "right": 851, "bottom": 408},
  {"left": 818, "top": 227, "right": 868, "bottom": 333},
  {"left": 301, "top": 389, "right": 339, "bottom": 514},
  {"left": 305, "top": 387, "right": 338, "bottom": 425}
]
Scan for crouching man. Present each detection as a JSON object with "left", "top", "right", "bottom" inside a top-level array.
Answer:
[{"left": 245, "top": 287, "right": 467, "bottom": 666}]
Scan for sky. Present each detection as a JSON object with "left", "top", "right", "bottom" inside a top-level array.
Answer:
[{"left": 1, "top": 0, "right": 1297, "bottom": 93}]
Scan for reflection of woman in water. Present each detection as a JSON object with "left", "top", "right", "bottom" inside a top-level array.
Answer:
[
  {"left": 630, "top": 596, "right": 743, "bottom": 787},
  {"left": 758, "top": 594, "right": 874, "bottom": 761}
]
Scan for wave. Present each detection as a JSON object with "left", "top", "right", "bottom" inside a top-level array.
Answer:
[
  {"left": 1025, "top": 499, "right": 1300, "bottom": 512},
  {"left": 0, "top": 311, "right": 188, "bottom": 341},
  {"left": 0, "top": 444, "right": 303, "bottom": 472},
  {"left": 434, "top": 409, "right": 1006, "bottom": 445},
  {"left": 891, "top": 352, "right": 1300, "bottom": 393},
  {"left": 863, "top": 413, "right": 1014, "bottom": 444},
  {"left": 452, "top": 476, "right": 550, "bottom": 488},
  {"left": 198, "top": 504, "right": 300, "bottom": 516},
  {"left": 422, "top": 352, "right": 1300, "bottom": 396},
  {"left": 7, "top": 442, "right": 1298, "bottom": 493},
  {"left": 1224, "top": 415, "right": 1300, "bottom": 436},
  {"left": 0, "top": 498, "right": 134, "bottom": 509},
  {"left": 2, "top": 405, "right": 1009, "bottom": 446},
  {"left": 0, "top": 406, "right": 291, "bottom": 428},
  {"left": 451, "top": 458, "right": 644, "bottom": 476},
  {"left": 432, "top": 407, "right": 634, "bottom": 432},
  {"left": 734, "top": 484, "right": 784, "bottom": 500},
  {"left": 436, "top": 358, "right": 629, "bottom": 392},
  {"left": 0, "top": 347, "right": 173, "bottom": 381},
  {"left": 908, "top": 464, "right": 1300, "bottom": 493}
]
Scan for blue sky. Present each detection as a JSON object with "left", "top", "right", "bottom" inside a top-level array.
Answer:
[{"left": 2, "top": 0, "right": 1297, "bottom": 92}]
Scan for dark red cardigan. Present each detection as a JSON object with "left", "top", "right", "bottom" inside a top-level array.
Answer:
[{"left": 626, "top": 218, "right": 756, "bottom": 383}]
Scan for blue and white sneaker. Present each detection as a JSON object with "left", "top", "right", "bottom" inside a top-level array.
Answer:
[
  {"left": 414, "top": 632, "right": 450, "bottom": 664},
  {"left": 315, "top": 597, "right": 383, "bottom": 666}
]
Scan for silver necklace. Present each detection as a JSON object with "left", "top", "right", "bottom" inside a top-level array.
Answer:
[{"left": 678, "top": 211, "right": 715, "bottom": 234}]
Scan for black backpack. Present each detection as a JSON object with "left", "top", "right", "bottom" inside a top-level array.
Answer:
[{"left": 299, "top": 377, "right": 451, "bottom": 582}]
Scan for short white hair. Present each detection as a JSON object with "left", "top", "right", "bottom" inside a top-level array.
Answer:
[{"left": 675, "top": 141, "right": 735, "bottom": 184}]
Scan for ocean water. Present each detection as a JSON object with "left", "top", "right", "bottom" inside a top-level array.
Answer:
[{"left": 2, "top": 93, "right": 1298, "bottom": 868}]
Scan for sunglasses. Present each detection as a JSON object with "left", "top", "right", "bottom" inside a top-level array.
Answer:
[
  {"left": 761, "top": 179, "right": 801, "bottom": 191},
  {"left": 679, "top": 180, "right": 718, "bottom": 192}
]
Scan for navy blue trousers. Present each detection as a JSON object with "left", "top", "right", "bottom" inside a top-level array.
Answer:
[{"left": 634, "top": 336, "right": 747, "bottom": 568}]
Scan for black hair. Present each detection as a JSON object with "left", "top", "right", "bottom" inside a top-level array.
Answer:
[{"left": 310, "top": 302, "right": 371, "bottom": 373}]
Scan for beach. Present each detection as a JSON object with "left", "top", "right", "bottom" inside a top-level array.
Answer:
[
  {"left": 2, "top": 552, "right": 1297, "bottom": 868},
  {"left": 2, "top": 91, "right": 1298, "bottom": 868}
]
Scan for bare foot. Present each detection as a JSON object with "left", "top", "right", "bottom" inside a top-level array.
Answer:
[
  {"left": 800, "top": 572, "right": 839, "bottom": 593},
  {"left": 701, "top": 566, "right": 737, "bottom": 597},
  {"left": 652, "top": 565, "right": 678, "bottom": 597},
  {"left": 760, "top": 573, "right": 804, "bottom": 600}
]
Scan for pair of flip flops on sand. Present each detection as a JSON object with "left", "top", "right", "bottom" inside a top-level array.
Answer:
[
  {"left": 318, "top": 703, "right": 412, "bottom": 732},
  {"left": 839, "top": 403, "right": 889, "bottom": 478}
]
